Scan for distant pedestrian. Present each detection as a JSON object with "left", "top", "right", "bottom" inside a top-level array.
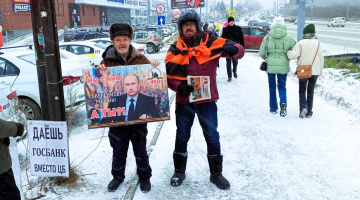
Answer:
[
  {"left": 222, "top": 22, "right": 228, "bottom": 28},
  {"left": 221, "top": 16, "right": 245, "bottom": 82},
  {"left": 259, "top": 16, "right": 296, "bottom": 117},
  {"left": 215, "top": 21, "right": 220, "bottom": 33},
  {"left": 287, "top": 24, "right": 324, "bottom": 118},
  {"left": 0, "top": 119, "right": 24, "bottom": 200},
  {"left": 96, "top": 28, "right": 99, "bottom": 32},
  {"left": 207, "top": 23, "right": 218, "bottom": 37},
  {"left": 202, "top": 22, "right": 208, "bottom": 31}
]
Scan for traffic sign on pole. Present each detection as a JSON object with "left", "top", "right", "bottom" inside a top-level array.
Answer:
[
  {"left": 156, "top": 4, "right": 165, "bottom": 14},
  {"left": 158, "top": 16, "right": 165, "bottom": 25}
]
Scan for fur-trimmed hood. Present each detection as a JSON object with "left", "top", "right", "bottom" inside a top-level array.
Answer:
[{"left": 177, "top": 10, "right": 202, "bottom": 37}]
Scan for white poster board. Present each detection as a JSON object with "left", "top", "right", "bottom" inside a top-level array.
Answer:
[{"left": 27, "top": 121, "right": 69, "bottom": 177}]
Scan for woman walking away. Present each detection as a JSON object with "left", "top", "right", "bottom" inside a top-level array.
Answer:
[
  {"left": 287, "top": 24, "right": 324, "bottom": 118},
  {"left": 259, "top": 16, "right": 296, "bottom": 117}
]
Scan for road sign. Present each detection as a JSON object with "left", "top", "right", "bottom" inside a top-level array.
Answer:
[
  {"left": 158, "top": 16, "right": 165, "bottom": 25},
  {"left": 156, "top": 4, "right": 165, "bottom": 14},
  {"left": 229, "top": 10, "right": 236, "bottom": 17}
]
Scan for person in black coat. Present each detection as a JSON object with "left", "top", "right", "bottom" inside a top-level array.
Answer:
[
  {"left": 221, "top": 17, "right": 245, "bottom": 82},
  {"left": 202, "top": 22, "right": 208, "bottom": 31}
]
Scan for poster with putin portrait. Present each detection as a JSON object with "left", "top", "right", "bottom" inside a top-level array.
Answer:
[
  {"left": 171, "top": 0, "right": 205, "bottom": 9},
  {"left": 82, "top": 64, "right": 170, "bottom": 129}
]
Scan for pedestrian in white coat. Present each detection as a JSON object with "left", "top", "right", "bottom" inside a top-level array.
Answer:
[{"left": 287, "top": 24, "right": 324, "bottom": 118}]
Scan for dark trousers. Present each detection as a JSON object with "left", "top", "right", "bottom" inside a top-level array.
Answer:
[
  {"left": 108, "top": 124, "right": 152, "bottom": 180},
  {"left": 0, "top": 168, "right": 21, "bottom": 200},
  {"left": 226, "top": 58, "right": 238, "bottom": 78},
  {"left": 267, "top": 73, "right": 287, "bottom": 110},
  {"left": 174, "top": 102, "right": 221, "bottom": 155},
  {"left": 299, "top": 75, "right": 319, "bottom": 115}
]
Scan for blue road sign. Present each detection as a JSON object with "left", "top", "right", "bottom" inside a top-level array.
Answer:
[{"left": 158, "top": 16, "right": 165, "bottom": 25}]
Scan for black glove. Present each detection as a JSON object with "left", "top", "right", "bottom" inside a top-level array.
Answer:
[
  {"left": 223, "top": 45, "right": 238, "bottom": 56},
  {"left": 178, "top": 83, "right": 194, "bottom": 96},
  {"left": 16, "top": 123, "right": 24, "bottom": 137}
]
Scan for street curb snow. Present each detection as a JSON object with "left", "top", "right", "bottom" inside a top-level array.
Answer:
[{"left": 122, "top": 92, "right": 176, "bottom": 200}]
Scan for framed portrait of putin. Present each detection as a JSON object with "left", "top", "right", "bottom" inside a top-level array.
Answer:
[{"left": 83, "top": 64, "right": 170, "bottom": 129}]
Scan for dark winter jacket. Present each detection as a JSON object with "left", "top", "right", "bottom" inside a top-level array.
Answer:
[
  {"left": 165, "top": 31, "right": 244, "bottom": 104},
  {"left": 0, "top": 119, "right": 18, "bottom": 174},
  {"left": 221, "top": 25, "right": 245, "bottom": 47}
]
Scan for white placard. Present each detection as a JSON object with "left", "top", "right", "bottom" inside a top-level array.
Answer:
[{"left": 28, "top": 121, "right": 69, "bottom": 177}]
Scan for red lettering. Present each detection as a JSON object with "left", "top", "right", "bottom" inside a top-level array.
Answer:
[
  {"left": 116, "top": 76, "right": 121, "bottom": 81},
  {"left": 107, "top": 76, "right": 115, "bottom": 82},
  {"left": 107, "top": 108, "right": 116, "bottom": 117},
  {"left": 116, "top": 107, "right": 126, "bottom": 116},
  {"left": 87, "top": 78, "right": 98, "bottom": 83},
  {"left": 90, "top": 110, "right": 99, "bottom": 119},
  {"left": 100, "top": 77, "right": 105, "bottom": 82},
  {"left": 101, "top": 109, "right": 107, "bottom": 117}
]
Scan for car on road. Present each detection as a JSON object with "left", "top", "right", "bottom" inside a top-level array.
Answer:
[
  {"left": 327, "top": 17, "right": 345, "bottom": 27},
  {"left": 132, "top": 31, "right": 163, "bottom": 54},
  {"left": 70, "top": 31, "right": 109, "bottom": 42},
  {"left": 244, "top": 17, "right": 249, "bottom": 21},
  {"left": 241, "top": 26, "right": 268, "bottom": 50},
  {"left": 160, "top": 25, "right": 173, "bottom": 37},
  {"left": 248, "top": 20, "right": 260, "bottom": 26},
  {"left": 288, "top": 17, "right": 297, "bottom": 23},
  {"left": 0, "top": 46, "right": 92, "bottom": 120}
]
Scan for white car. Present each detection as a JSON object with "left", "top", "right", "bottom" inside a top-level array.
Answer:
[
  {"left": 87, "top": 38, "right": 147, "bottom": 54},
  {"left": 59, "top": 41, "right": 106, "bottom": 66},
  {"left": 0, "top": 84, "right": 16, "bottom": 120},
  {"left": 0, "top": 46, "right": 92, "bottom": 120},
  {"left": 160, "top": 25, "right": 173, "bottom": 37}
]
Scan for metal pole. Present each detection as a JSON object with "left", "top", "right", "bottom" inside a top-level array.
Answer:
[
  {"left": 297, "top": 1, "right": 306, "bottom": 42},
  {"left": 231, "top": 0, "right": 233, "bottom": 11},
  {"left": 346, "top": 0, "right": 350, "bottom": 20},
  {"left": 30, "top": 0, "right": 66, "bottom": 121}
]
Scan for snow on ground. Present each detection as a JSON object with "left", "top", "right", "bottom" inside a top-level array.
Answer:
[{"left": 13, "top": 42, "right": 360, "bottom": 200}]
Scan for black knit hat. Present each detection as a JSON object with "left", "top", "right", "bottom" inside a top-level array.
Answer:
[
  {"left": 228, "top": 17, "right": 235, "bottom": 23},
  {"left": 109, "top": 23, "right": 133, "bottom": 40},
  {"left": 177, "top": 10, "right": 202, "bottom": 37},
  {"left": 303, "top": 24, "right": 315, "bottom": 34}
]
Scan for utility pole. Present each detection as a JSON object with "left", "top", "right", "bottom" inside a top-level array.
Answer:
[
  {"left": 30, "top": 0, "right": 66, "bottom": 121},
  {"left": 231, "top": 0, "right": 233, "bottom": 11},
  {"left": 346, "top": 0, "right": 350, "bottom": 20}
]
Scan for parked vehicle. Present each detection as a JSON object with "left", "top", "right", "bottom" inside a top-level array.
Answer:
[
  {"left": 132, "top": 31, "right": 163, "bottom": 54},
  {"left": 0, "top": 85, "right": 16, "bottom": 120},
  {"left": 70, "top": 31, "right": 109, "bottom": 42},
  {"left": 64, "top": 29, "right": 80, "bottom": 42},
  {"left": 248, "top": 20, "right": 260, "bottom": 26},
  {"left": 241, "top": 26, "right": 268, "bottom": 50},
  {"left": 288, "top": 17, "right": 297, "bottom": 23},
  {"left": 146, "top": 26, "right": 163, "bottom": 38},
  {"left": 259, "top": 22, "right": 271, "bottom": 31},
  {"left": 87, "top": 38, "right": 147, "bottom": 53},
  {"left": 327, "top": 17, "right": 345, "bottom": 27},
  {"left": 60, "top": 41, "right": 108, "bottom": 66},
  {"left": 0, "top": 46, "right": 92, "bottom": 120},
  {"left": 160, "top": 25, "right": 173, "bottom": 37}
]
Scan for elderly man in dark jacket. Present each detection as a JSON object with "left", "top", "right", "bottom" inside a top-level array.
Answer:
[
  {"left": 0, "top": 119, "right": 24, "bottom": 200},
  {"left": 221, "top": 16, "right": 245, "bottom": 82},
  {"left": 97, "top": 23, "right": 160, "bottom": 193},
  {"left": 165, "top": 10, "right": 245, "bottom": 190}
]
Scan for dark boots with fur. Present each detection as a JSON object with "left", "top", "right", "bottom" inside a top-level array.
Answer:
[
  {"left": 207, "top": 154, "right": 230, "bottom": 190},
  {"left": 170, "top": 152, "right": 187, "bottom": 186}
]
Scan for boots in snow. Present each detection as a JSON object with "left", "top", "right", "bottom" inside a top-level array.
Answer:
[
  {"left": 170, "top": 152, "right": 187, "bottom": 186},
  {"left": 207, "top": 154, "right": 230, "bottom": 190},
  {"left": 280, "top": 103, "right": 287, "bottom": 117}
]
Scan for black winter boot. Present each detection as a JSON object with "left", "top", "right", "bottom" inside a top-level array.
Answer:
[
  {"left": 280, "top": 103, "right": 287, "bottom": 117},
  {"left": 207, "top": 155, "right": 230, "bottom": 190},
  {"left": 170, "top": 152, "right": 187, "bottom": 186}
]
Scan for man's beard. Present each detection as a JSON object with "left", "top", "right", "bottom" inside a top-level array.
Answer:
[
  {"left": 117, "top": 45, "right": 129, "bottom": 55},
  {"left": 117, "top": 49, "right": 128, "bottom": 54}
]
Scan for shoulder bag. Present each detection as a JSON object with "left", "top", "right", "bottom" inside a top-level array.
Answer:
[
  {"left": 296, "top": 42, "right": 320, "bottom": 79},
  {"left": 260, "top": 35, "right": 270, "bottom": 71}
]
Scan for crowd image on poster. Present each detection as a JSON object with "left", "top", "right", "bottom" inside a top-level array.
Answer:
[{"left": 83, "top": 64, "right": 170, "bottom": 129}]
